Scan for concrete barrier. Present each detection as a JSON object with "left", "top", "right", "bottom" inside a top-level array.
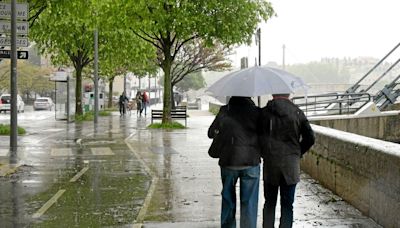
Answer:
[
  {"left": 310, "top": 111, "right": 400, "bottom": 143},
  {"left": 301, "top": 125, "right": 400, "bottom": 228}
]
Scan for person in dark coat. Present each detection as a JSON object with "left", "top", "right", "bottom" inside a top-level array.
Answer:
[
  {"left": 260, "top": 94, "right": 315, "bottom": 228},
  {"left": 208, "top": 96, "right": 261, "bottom": 228},
  {"left": 118, "top": 92, "right": 129, "bottom": 116}
]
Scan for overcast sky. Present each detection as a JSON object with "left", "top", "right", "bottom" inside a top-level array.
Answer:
[{"left": 233, "top": 0, "right": 400, "bottom": 66}]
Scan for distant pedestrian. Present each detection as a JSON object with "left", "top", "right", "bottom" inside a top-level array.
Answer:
[
  {"left": 119, "top": 92, "right": 129, "bottom": 116},
  {"left": 260, "top": 94, "right": 315, "bottom": 228},
  {"left": 208, "top": 96, "right": 261, "bottom": 228},
  {"left": 142, "top": 91, "right": 149, "bottom": 116},
  {"left": 135, "top": 91, "right": 143, "bottom": 116}
]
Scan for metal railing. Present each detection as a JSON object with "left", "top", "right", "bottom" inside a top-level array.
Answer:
[{"left": 292, "top": 92, "right": 373, "bottom": 116}]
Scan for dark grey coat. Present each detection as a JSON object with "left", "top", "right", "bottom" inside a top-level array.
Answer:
[
  {"left": 208, "top": 97, "right": 261, "bottom": 167},
  {"left": 260, "top": 98, "right": 315, "bottom": 185}
]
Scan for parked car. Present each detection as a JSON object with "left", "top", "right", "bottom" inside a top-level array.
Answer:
[
  {"left": 33, "top": 97, "right": 54, "bottom": 111},
  {"left": 0, "top": 94, "right": 25, "bottom": 113}
]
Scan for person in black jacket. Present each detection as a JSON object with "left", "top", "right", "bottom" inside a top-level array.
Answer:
[
  {"left": 260, "top": 94, "right": 315, "bottom": 228},
  {"left": 119, "top": 92, "right": 129, "bottom": 116},
  {"left": 208, "top": 96, "right": 261, "bottom": 228}
]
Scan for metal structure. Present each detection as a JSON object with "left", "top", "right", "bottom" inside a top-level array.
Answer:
[
  {"left": 294, "top": 42, "right": 400, "bottom": 115},
  {"left": 292, "top": 92, "right": 373, "bottom": 116}
]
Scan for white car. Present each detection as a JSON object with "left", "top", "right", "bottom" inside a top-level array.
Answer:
[
  {"left": 0, "top": 94, "right": 25, "bottom": 113},
  {"left": 33, "top": 97, "right": 54, "bottom": 111}
]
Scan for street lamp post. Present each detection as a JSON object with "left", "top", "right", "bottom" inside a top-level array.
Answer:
[
  {"left": 10, "top": 0, "right": 18, "bottom": 161},
  {"left": 94, "top": 29, "right": 99, "bottom": 123},
  {"left": 282, "top": 44, "right": 286, "bottom": 70},
  {"left": 255, "top": 28, "right": 261, "bottom": 107},
  {"left": 256, "top": 28, "right": 261, "bottom": 66}
]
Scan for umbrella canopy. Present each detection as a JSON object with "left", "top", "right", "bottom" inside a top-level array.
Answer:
[{"left": 206, "top": 66, "right": 308, "bottom": 97}]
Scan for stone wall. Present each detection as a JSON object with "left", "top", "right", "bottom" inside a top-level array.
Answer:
[
  {"left": 301, "top": 125, "right": 400, "bottom": 228},
  {"left": 310, "top": 111, "right": 400, "bottom": 142}
]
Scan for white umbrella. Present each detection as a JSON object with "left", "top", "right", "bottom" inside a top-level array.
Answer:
[{"left": 206, "top": 66, "right": 308, "bottom": 97}]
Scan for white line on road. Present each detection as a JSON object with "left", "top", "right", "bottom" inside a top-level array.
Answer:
[
  {"left": 125, "top": 132, "right": 159, "bottom": 223},
  {"left": 32, "top": 189, "right": 66, "bottom": 219},
  {"left": 69, "top": 167, "right": 89, "bottom": 182}
]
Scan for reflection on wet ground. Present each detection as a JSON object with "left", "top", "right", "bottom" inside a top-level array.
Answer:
[
  {"left": 0, "top": 110, "right": 383, "bottom": 227},
  {"left": 0, "top": 114, "right": 151, "bottom": 227}
]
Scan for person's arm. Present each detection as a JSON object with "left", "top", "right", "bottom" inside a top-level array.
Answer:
[
  {"left": 299, "top": 112, "right": 315, "bottom": 155},
  {"left": 208, "top": 107, "right": 225, "bottom": 139}
]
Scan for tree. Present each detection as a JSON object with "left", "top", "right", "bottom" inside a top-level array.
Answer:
[
  {"left": 168, "top": 40, "right": 231, "bottom": 106},
  {"left": 29, "top": 1, "right": 98, "bottom": 115},
  {"left": 117, "top": 0, "right": 275, "bottom": 123},
  {"left": 30, "top": 1, "right": 156, "bottom": 114},
  {"left": 175, "top": 72, "right": 206, "bottom": 93},
  {"left": 0, "top": 60, "right": 53, "bottom": 98},
  {"left": 170, "top": 40, "right": 231, "bottom": 87},
  {"left": 98, "top": 29, "right": 157, "bottom": 108}
]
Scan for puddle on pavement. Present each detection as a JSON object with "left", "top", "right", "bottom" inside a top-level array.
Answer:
[
  {"left": 27, "top": 163, "right": 150, "bottom": 227},
  {"left": 0, "top": 158, "right": 151, "bottom": 227},
  {"left": 150, "top": 147, "right": 178, "bottom": 154}
]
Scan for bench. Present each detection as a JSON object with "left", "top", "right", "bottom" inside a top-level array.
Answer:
[{"left": 151, "top": 107, "right": 187, "bottom": 127}]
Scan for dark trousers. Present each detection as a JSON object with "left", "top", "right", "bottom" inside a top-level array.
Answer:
[
  {"left": 119, "top": 103, "right": 126, "bottom": 115},
  {"left": 263, "top": 182, "right": 296, "bottom": 228}
]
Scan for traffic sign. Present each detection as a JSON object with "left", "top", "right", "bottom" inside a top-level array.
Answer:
[
  {"left": 0, "top": 21, "right": 29, "bottom": 34},
  {"left": 0, "top": 37, "right": 28, "bottom": 47},
  {"left": 0, "top": 50, "right": 28, "bottom": 59},
  {"left": 0, "top": 3, "right": 28, "bottom": 19}
]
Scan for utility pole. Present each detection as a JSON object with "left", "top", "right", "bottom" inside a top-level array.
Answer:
[
  {"left": 257, "top": 28, "right": 261, "bottom": 66},
  {"left": 94, "top": 29, "right": 99, "bottom": 123},
  {"left": 10, "top": 0, "right": 18, "bottom": 161},
  {"left": 282, "top": 44, "right": 286, "bottom": 70},
  {"left": 255, "top": 28, "right": 261, "bottom": 107}
]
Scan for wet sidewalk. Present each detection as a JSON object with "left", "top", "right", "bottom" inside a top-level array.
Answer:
[
  {"left": 129, "top": 110, "right": 380, "bottom": 228},
  {"left": 0, "top": 108, "right": 381, "bottom": 227}
]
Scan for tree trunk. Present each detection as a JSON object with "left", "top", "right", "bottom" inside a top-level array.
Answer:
[
  {"left": 170, "top": 86, "right": 176, "bottom": 109},
  {"left": 161, "top": 54, "right": 172, "bottom": 123},
  {"left": 108, "top": 78, "right": 114, "bottom": 108},
  {"left": 75, "top": 66, "right": 83, "bottom": 115}
]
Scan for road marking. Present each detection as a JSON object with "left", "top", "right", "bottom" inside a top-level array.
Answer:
[
  {"left": 51, "top": 148, "right": 73, "bottom": 156},
  {"left": 91, "top": 147, "right": 114, "bottom": 155},
  {"left": 69, "top": 167, "right": 89, "bottom": 182},
  {"left": 32, "top": 189, "right": 66, "bottom": 218},
  {"left": 125, "top": 133, "right": 158, "bottom": 223}
]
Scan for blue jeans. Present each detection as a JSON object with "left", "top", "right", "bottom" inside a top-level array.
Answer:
[
  {"left": 263, "top": 182, "right": 297, "bottom": 228},
  {"left": 220, "top": 165, "right": 260, "bottom": 228}
]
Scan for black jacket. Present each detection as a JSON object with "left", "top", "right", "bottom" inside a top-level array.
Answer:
[
  {"left": 260, "top": 98, "right": 315, "bottom": 185},
  {"left": 208, "top": 97, "right": 261, "bottom": 167}
]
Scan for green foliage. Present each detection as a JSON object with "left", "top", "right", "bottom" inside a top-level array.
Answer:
[
  {"left": 209, "top": 106, "right": 220, "bottom": 116},
  {"left": 29, "top": 1, "right": 157, "bottom": 115},
  {"left": 75, "top": 112, "right": 94, "bottom": 122},
  {"left": 99, "top": 110, "right": 111, "bottom": 116},
  {"left": 75, "top": 110, "right": 111, "bottom": 122},
  {"left": 175, "top": 72, "right": 206, "bottom": 92},
  {"left": 0, "top": 124, "right": 26, "bottom": 135},
  {"left": 116, "top": 0, "right": 274, "bottom": 123},
  {"left": 0, "top": 60, "right": 53, "bottom": 95},
  {"left": 171, "top": 40, "right": 232, "bottom": 87},
  {"left": 147, "top": 122, "right": 185, "bottom": 129}
]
